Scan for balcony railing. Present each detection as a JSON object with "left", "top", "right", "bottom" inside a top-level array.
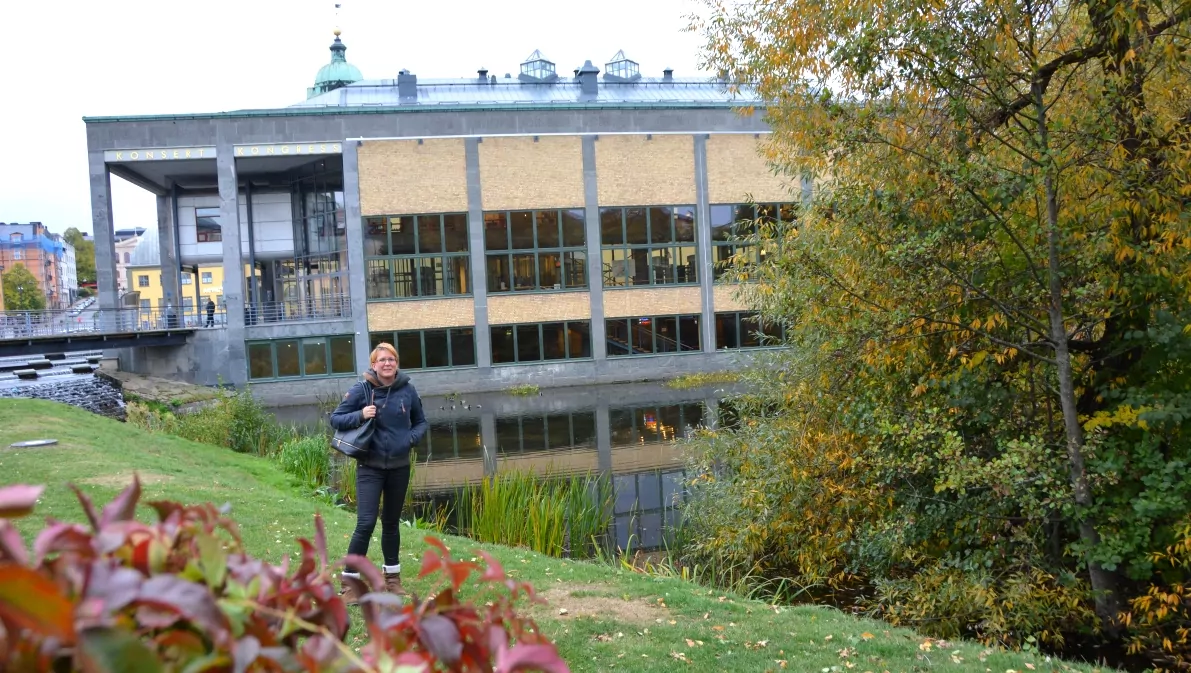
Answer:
[
  {"left": 0, "top": 305, "right": 227, "bottom": 339},
  {"left": 244, "top": 292, "right": 351, "bottom": 325}
]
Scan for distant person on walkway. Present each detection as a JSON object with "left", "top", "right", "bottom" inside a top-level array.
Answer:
[
  {"left": 330, "top": 343, "right": 427, "bottom": 604},
  {"left": 205, "top": 298, "right": 215, "bottom": 327}
]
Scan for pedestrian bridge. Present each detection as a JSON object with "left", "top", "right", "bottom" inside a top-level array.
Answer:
[{"left": 0, "top": 307, "right": 211, "bottom": 358}]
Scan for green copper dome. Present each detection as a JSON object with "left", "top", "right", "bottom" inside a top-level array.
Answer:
[{"left": 307, "top": 31, "right": 363, "bottom": 99}]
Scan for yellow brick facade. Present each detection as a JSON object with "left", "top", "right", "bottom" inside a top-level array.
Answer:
[
  {"left": 603, "top": 286, "right": 704, "bottom": 318},
  {"left": 706, "top": 134, "right": 797, "bottom": 204},
  {"left": 358, "top": 139, "right": 468, "bottom": 215},
  {"left": 479, "top": 136, "right": 585, "bottom": 211},
  {"left": 713, "top": 284, "right": 752, "bottom": 312},
  {"left": 367, "top": 297, "right": 475, "bottom": 331},
  {"left": 595, "top": 135, "right": 696, "bottom": 206},
  {"left": 488, "top": 292, "right": 591, "bottom": 324}
]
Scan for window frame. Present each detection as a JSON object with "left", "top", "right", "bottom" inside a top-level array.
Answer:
[
  {"left": 483, "top": 208, "right": 588, "bottom": 294},
  {"left": 489, "top": 320, "right": 594, "bottom": 365},
  {"left": 599, "top": 206, "right": 699, "bottom": 288},
  {"left": 714, "top": 311, "right": 787, "bottom": 350},
  {"left": 605, "top": 313, "right": 702, "bottom": 357},
  {"left": 368, "top": 327, "right": 478, "bottom": 371},
  {"left": 710, "top": 203, "right": 796, "bottom": 281},
  {"left": 246, "top": 334, "right": 356, "bottom": 381},
  {"left": 195, "top": 207, "right": 224, "bottom": 243},
  {"left": 364, "top": 213, "right": 472, "bottom": 300}
]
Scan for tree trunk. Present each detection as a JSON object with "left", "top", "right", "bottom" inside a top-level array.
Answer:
[{"left": 1034, "top": 81, "right": 1123, "bottom": 634}]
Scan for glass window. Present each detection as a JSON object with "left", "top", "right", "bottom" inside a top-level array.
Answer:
[
  {"left": 365, "top": 212, "right": 470, "bottom": 299},
  {"left": 484, "top": 209, "right": 588, "bottom": 293},
  {"left": 424, "top": 330, "right": 450, "bottom": 368},
  {"left": 601, "top": 206, "right": 698, "bottom": 287},
  {"left": 196, "top": 207, "right": 222, "bottom": 242},
  {"left": 248, "top": 343, "right": 273, "bottom": 379},
  {"left": 275, "top": 340, "right": 301, "bottom": 377},
  {"left": 542, "top": 322, "right": 566, "bottom": 360},
  {"left": 711, "top": 203, "right": 796, "bottom": 281},
  {"left": 443, "top": 214, "right": 469, "bottom": 253},
  {"left": 138, "top": 275, "right": 149, "bottom": 287},
  {"left": 562, "top": 209, "right": 585, "bottom": 247},
  {"left": 397, "top": 331, "right": 423, "bottom": 370},
  {"left": 536, "top": 210, "right": 560, "bottom": 247},
  {"left": 517, "top": 324, "right": 541, "bottom": 362},
  {"left": 485, "top": 212, "right": 509, "bottom": 250},
  {"left": 492, "top": 326, "right": 516, "bottom": 364},
  {"left": 607, "top": 315, "right": 701, "bottom": 357},
  {"left": 201, "top": 272, "right": 213, "bottom": 284},
  {"left": 679, "top": 315, "right": 701, "bottom": 351},
  {"left": 451, "top": 328, "right": 476, "bottom": 367},
  {"left": 303, "top": 338, "right": 328, "bottom": 375},
  {"left": 330, "top": 336, "right": 355, "bottom": 373},
  {"left": 715, "top": 312, "right": 784, "bottom": 349}
]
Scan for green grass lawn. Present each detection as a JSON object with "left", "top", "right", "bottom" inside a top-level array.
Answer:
[{"left": 0, "top": 398, "right": 1112, "bottom": 673}]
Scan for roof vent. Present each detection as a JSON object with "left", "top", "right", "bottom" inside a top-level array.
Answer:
[
  {"left": 577, "top": 60, "right": 600, "bottom": 95},
  {"left": 604, "top": 50, "right": 641, "bottom": 82},
  {"left": 398, "top": 69, "right": 417, "bottom": 100},
  {"left": 519, "top": 49, "right": 559, "bottom": 82},
  {"left": 478, "top": 67, "right": 489, "bottom": 80},
  {"left": 663, "top": 68, "right": 674, "bottom": 82},
  {"left": 490, "top": 75, "right": 497, "bottom": 84}
]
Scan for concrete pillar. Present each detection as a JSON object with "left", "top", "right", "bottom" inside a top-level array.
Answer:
[
  {"left": 694, "top": 135, "right": 716, "bottom": 353},
  {"left": 87, "top": 151, "right": 118, "bottom": 317},
  {"left": 343, "top": 141, "right": 371, "bottom": 374},
  {"left": 156, "top": 191, "right": 182, "bottom": 317},
  {"left": 216, "top": 135, "right": 248, "bottom": 385},
  {"left": 465, "top": 138, "right": 492, "bottom": 370},
  {"left": 582, "top": 135, "right": 607, "bottom": 360}
]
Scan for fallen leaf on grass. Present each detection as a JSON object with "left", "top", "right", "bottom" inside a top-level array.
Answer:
[
  {"left": 860, "top": 632, "right": 874, "bottom": 640},
  {"left": 670, "top": 651, "right": 689, "bottom": 663},
  {"left": 594, "top": 634, "right": 613, "bottom": 643},
  {"left": 558, "top": 608, "right": 568, "bottom": 616}
]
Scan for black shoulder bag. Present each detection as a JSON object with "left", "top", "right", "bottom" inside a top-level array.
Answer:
[{"left": 331, "top": 382, "right": 375, "bottom": 459}]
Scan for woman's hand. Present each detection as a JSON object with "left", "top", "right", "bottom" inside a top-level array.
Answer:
[{"left": 362, "top": 405, "right": 377, "bottom": 420}]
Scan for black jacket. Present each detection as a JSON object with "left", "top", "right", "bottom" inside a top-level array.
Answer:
[{"left": 330, "top": 369, "right": 428, "bottom": 469}]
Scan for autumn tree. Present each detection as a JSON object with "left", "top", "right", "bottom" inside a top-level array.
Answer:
[
  {"left": 63, "top": 226, "right": 96, "bottom": 286},
  {"left": 685, "top": 0, "right": 1191, "bottom": 656},
  {"left": 2, "top": 263, "right": 47, "bottom": 312}
]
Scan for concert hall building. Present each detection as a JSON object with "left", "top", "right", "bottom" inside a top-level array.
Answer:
[{"left": 83, "top": 33, "right": 802, "bottom": 401}]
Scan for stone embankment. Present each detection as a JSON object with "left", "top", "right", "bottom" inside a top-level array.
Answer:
[{"left": 96, "top": 370, "right": 222, "bottom": 412}]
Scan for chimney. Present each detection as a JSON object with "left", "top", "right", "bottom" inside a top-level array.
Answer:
[
  {"left": 577, "top": 60, "right": 600, "bottom": 95},
  {"left": 478, "top": 67, "right": 489, "bottom": 81},
  {"left": 397, "top": 69, "right": 417, "bottom": 100},
  {"left": 663, "top": 68, "right": 674, "bottom": 82},
  {"left": 490, "top": 75, "right": 497, "bottom": 84}
]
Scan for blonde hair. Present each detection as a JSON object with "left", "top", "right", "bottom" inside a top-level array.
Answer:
[{"left": 370, "top": 342, "right": 399, "bottom": 365}]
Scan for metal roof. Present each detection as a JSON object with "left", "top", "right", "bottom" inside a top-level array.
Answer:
[
  {"left": 291, "top": 76, "right": 757, "bottom": 109},
  {"left": 127, "top": 226, "right": 160, "bottom": 267}
]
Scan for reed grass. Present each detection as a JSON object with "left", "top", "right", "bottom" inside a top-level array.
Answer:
[
  {"left": 504, "top": 384, "right": 540, "bottom": 396},
  {"left": 456, "top": 469, "right": 612, "bottom": 558},
  {"left": 279, "top": 436, "right": 331, "bottom": 491}
]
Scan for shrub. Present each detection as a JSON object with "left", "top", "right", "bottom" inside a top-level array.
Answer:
[
  {"left": 280, "top": 436, "right": 332, "bottom": 491},
  {"left": 0, "top": 478, "right": 568, "bottom": 672},
  {"left": 129, "top": 389, "right": 301, "bottom": 457}
]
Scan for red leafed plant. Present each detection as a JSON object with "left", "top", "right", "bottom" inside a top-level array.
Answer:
[{"left": 0, "top": 476, "right": 569, "bottom": 673}]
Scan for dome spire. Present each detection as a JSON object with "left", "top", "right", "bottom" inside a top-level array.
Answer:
[{"left": 306, "top": 8, "right": 363, "bottom": 100}]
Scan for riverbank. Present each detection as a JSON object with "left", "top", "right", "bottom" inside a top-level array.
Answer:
[{"left": 0, "top": 398, "right": 1109, "bottom": 672}]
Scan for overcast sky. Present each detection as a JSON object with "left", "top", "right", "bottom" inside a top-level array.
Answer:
[{"left": 0, "top": 0, "right": 711, "bottom": 236}]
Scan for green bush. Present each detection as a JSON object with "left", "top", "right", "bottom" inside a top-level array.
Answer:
[{"left": 280, "top": 436, "right": 332, "bottom": 491}]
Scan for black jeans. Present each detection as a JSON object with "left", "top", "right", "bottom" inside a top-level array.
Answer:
[{"left": 347, "top": 463, "right": 411, "bottom": 569}]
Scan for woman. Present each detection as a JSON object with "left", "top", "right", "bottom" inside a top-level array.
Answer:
[{"left": 330, "top": 343, "right": 428, "bottom": 604}]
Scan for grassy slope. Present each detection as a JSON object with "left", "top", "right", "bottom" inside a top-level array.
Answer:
[{"left": 0, "top": 398, "right": 1110, "bottom": 673}]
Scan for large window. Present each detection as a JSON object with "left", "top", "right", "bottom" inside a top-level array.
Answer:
[
  {"left": 247, "top": 335, "right": 355, "bottom": 380},
  {"left": 490, "top": 321, "right": 592, "bottom": 364},
  {"left": 365, "top": 213, "right": 470, "bottom": 299},
  {"left": 600, "top": 206, "right": 697, "bottom": 287},
  {"left": 484, "top": 209, "right": 587, "bottom": 293},
  {"left": 195, "top": 207, "right": 222, "bottom": 243},
  {"left": 715, "top": 311, "right": 785, "bottom": 349},
  {"left": 369, "top": 328, "right": 476, "bottom": 370},
  {"left": 606, "top": 314, "right": 701, "bottom": 356},
  {"left": 710, "top": 203, "right": 797, "bottom": 280},
  {"left": 137, "top": 275, "right": 149, "bottom": 287}
]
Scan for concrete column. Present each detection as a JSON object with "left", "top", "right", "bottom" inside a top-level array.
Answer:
[
  {"left": 693, "top": 135, "right": 716, "bottom": 353},
  {"left": 216, "top": 134, "right": 248, "bottom": 385},
  {"left": 596, "top": 404, "right": 612, "bottom": 475},
  {"left": 582, "top": 135, "right": 607, "bottom": 360},
  {"left": 465, "top": 138, "right": 492, "bottom": 369},
  {"left": 156, "top": 191, "right": 182, "bottom": 317},
  {"left": 88, "top": 151, "right": 118, "bottom": 316},
  {"left": 343, "top": 141, "right": 371, "bottom": 374}
]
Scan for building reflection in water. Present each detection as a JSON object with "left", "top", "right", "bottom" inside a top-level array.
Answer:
[{"left": 404, "top": 381, "right": 721, "bottom": 553}]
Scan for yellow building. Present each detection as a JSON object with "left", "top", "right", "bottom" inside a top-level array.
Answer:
[{"left": 125, "top": 227, "right": 234, "bottom": 323}]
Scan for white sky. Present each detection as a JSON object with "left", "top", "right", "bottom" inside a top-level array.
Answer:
[{"left": 0, "top": 0, "right": 710, "bottom": 236}]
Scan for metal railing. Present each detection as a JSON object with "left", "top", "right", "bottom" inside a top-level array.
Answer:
[
  {"left": 0, "top": 306, "right": 228, "bottom": 339},
  {"left": 244, "top": 292, "right": 351, "bottom": 325}
]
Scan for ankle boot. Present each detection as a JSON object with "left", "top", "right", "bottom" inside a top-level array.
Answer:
[
  {"left": 339, "top": 574, "right": 361, "bottom": 606},
  {"left": 384, "top": 572, "right": 404, "bottom": 595}
]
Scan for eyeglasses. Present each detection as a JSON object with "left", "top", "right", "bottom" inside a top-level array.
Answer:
[{"left": 376, "top": 358, "right": 397, "bottom": 364}]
